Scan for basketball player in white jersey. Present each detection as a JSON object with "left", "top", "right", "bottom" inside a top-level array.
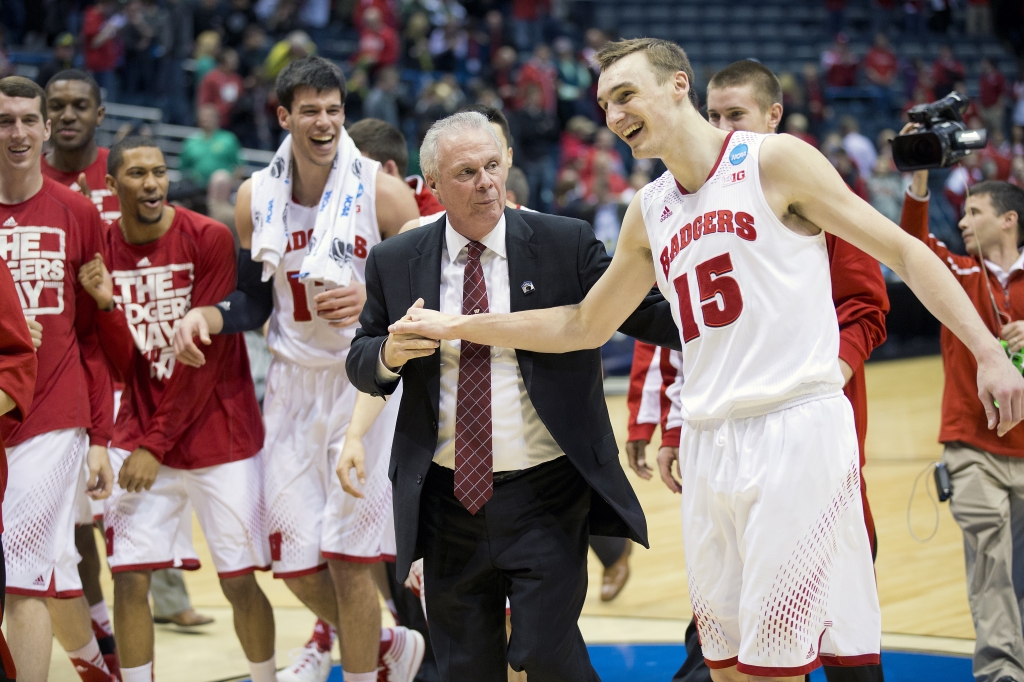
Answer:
[
  {"left": 388, "top": 38, "right": 1024, "bottom": 682},
  {"left": 172, "top": 57, "right": 422, "bottom": 682}
]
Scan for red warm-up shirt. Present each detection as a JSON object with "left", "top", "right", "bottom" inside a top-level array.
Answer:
[
  {"left": 96, "top": 208, "right": 263, "bottom": 469},
  {"left": 901, "top": 192, "right": 1024, "bottom": 455},
  {"left": 0, "top": 177, "right": 112, "bottom": 448},
  {"left": 0, "top": 258, "right": 39, "bottom": 532},
  {"left": 405, "top": 175, "right": 444, "bottom": 217},
  {"left": 42, "top": 148, "right": 121, "bottom": 227},
  {"left": 82, "top": 6, "right": 119, "bottom": 73},
  {"left": 626, "top": 341, "right": 681, "bottom": 447}
]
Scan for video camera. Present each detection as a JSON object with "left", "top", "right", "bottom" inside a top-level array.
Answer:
[{"left": 891, "top": 92, "right": 987, "bottom": 172}]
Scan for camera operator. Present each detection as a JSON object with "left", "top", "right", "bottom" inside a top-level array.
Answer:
[{"left": 901, "top": 158, "right": 1024, "bottom": 682}]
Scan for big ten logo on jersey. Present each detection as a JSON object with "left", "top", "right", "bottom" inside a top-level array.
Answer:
[
  {"left": 659, "top": 210, "right": 757, "bottom": 277},
  {"left": 111, "top": 263, "right": 195, "bottom": 380},
  {"left": 0, "top": 226, "right": 67, "bottom": 315}
]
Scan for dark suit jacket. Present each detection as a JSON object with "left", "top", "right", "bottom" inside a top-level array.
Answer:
[{"left": 347, "top": 208, "right": 681, "bottom": 580}]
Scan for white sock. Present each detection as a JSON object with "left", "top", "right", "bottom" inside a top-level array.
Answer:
[
  {"left": 122, "top": 662, "right": 153, "bottom": 682},
  {"left": 67, "top": 637, "right": 108, "bottom": 670},
  {"left": 343, "top": 671, "right": 377, "bottom": 682},
  {"left": 248, "top": 656, "right": 277, "bottom": 682},
  {"left": 90, "top": 600, "right": 113, "bottom": 637}
]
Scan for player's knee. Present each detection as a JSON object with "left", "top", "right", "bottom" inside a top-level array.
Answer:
[
  {"left": 328, "top": 559, "right": 372, "bottom": 599},
  {"left": 284, "top": 571, "right": 327, "bottom": 600},
  {"left": 113, "top": 571, "right": 152, "bottom": 602},
  {"left": 219, "top": 573, "right": 262, "bottom": 605}
]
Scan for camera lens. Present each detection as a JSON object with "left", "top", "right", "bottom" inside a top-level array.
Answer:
[{"left": 892, "top": 132, "right": 943, "bottom": 171}]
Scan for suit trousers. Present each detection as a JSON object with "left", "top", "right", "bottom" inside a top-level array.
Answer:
[
  {"left": 944, "top": 442, "right": 1024, "bottom": 682},
  {"left": 419, "top": 456, "right": 601, "bottom": 682}
]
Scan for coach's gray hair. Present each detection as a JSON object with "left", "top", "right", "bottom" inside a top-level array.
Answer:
[{"left": 419, "top": 111, "right": 503, "bottom": 180}]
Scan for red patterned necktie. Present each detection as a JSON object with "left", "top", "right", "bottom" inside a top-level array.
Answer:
[{"left": 454, "top": 240, "right": 493, "bottom": 514}]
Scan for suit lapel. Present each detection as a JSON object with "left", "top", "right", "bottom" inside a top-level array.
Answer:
[
  {"left": 505, "top": 208, "right": 538, "bottom": 390},
  {"left": 407, "top": 218, "right": 445, "bottom": 421}
]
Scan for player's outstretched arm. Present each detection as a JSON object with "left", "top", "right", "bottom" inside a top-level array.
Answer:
[
  {"left": 336, "top": 391, "right": 389, "bottom": 498},
  {"left": 763, "top": 134, "right": 1024, "bottom": 435},
  {"left": 389, "top": 197, "right": 659, "bottom": 352}
]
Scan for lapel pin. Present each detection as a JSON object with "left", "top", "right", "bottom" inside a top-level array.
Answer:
[{"left": 521, "top": 281, "right": 535, "bottom": 295}]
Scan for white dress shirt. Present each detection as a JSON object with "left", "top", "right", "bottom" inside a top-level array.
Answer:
[{"left": 378, "top": 214, "right": 564, "bottom": 471}]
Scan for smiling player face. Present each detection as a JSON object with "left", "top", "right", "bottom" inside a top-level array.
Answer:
[
  {"left": 279, "top": 86, "right": 345, "bottom": 168},
  {"left": 0, "top": 92, "right": 49, "bottom": 175},
  {"left": 707, "top": 84, "right": 777, "bottom": 134},
  {"left": 110, "top": 146, "right": 169, "bottom": 226},
  {"left": 597, "top": 52, "right": 688, "bottom": 159}
]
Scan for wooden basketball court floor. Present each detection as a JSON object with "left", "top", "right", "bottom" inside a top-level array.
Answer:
[{"left": 31, "top": 355, "right": 982, "bottom": 681}]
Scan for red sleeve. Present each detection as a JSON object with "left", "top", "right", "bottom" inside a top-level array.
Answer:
[
  {"left": 0, "top": 259, "right": 37, "bottom": 422},
  {"left": 661, "top": 427, "right": 680, "bottom": 448},
  {"left": 899, "top": 190, "right": 978, "bottom": 273},
  {"left": 139, "top": 220, "right": 237, "bottom": 459},
  {"left": 82, "top": 8, "right": 102, "bottom": 39},
  {"left": 827, "top": 236, "right": 890, "bottom": 374},
  {"left": 197, "top": 73, "right": 217, "bottom": 107},
  {"left": 381, "top": 28, "right": 399, "bottom": 65},
  {"left": 74, "top": 207, "right": 113, "bottom": 446},
  {"left": 626, "top": 341, "right": 657, "bottom": 443}
]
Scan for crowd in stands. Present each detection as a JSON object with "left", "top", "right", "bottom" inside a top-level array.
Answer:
[{"left": 0, "top": 0, "right": 1021, "bottom": 249}]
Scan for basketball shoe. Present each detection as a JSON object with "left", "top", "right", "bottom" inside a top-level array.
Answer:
[
  {"left": 378, "top": 627, "right": 425, "bottom": 682},
  {"left": 277, "top": 620, "right": 334, "bottom": 682}
]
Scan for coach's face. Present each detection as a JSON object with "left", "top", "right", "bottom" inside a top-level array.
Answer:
[
  {"left": 426, "top": 128, "right": 506, "bottom": 241},
  {"left": 109, "top": 146, "right": 169, "bottom": 226},
  {"left": 280, "top": 86, "right": 345, "bottom": 168},
  {"left": 0, "top": 93, "right": 49, "bottom": 173}
]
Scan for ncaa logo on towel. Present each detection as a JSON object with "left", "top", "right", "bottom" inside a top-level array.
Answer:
[
  {"left": 270, "top": 156, "right": 286, "bottom": 178},
  {"left": 729, "top": 144, "right": 748, "bottom": 166},
  {"left": 352, "top": 158, "right": 362, "bottom": 177}
]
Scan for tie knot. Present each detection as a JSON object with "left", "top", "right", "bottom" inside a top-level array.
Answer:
[{"left": 467, "top": 241, "right": 485, "bottom": 261}]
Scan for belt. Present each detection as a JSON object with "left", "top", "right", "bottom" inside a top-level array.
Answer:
[{"left": 492, "top": 468, "right": 529, "bottom": 485}]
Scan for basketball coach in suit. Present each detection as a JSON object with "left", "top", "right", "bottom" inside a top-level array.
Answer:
[{"left": 346, "top": 112, "right": 680, "bottom": 681}]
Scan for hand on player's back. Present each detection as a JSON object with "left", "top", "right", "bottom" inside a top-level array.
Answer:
[
  {"left": 119, "top": 447, "right": 161, "bottom": 493},
  {"left": 382, "top": 299, "right": 441, "bottom": 372},
  {"left": 336, "top": 434, "right": 367, "bottom": 498},
  {"left": 78, "top": 253, "right": 114, "bottom": 311},
  {"left": 173, "top": 308, "right": 213, "bottom": 367},
  {"left": 976, "top": 351, "right": 1024, "bottom": 437},
  {"left": 314, "top": 282, "right": 366, "bottom": 327},
  {"left": 25, "top": 317, "right": 41, "bottom": 349},
  {"left": 625, "top": 440, "right": 653, "bottom": 480}
]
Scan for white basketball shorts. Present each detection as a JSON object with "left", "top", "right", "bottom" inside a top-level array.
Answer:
[
  {"left": 3, "top": 428, "right": 87, "bottom": 597},
  {"left": 104, "top": 447, "right": 269, "bottom": 578},
  {"left": 679, "top": 394, "right": 880, "bottom": 676},
  {"left": 263, "top": 359, "right": 397, "bottom": 577}
]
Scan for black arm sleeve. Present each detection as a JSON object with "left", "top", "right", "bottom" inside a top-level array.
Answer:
[{"left": 218, "top": 249, "right": 276, "bottom": 335}]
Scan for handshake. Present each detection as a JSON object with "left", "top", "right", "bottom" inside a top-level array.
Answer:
[{"left": 380, "top": 299, "right": 453, "bottom": 373}]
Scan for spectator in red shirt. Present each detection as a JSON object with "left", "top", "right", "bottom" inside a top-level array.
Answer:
[
  {"left": 979, "top": 57, "right": 1008, "bottom": 137},
  {"left": 511, "top": 0, "right": 550, "bottom": 51},
  {"left": 355, "top": 7, "right": 399, "bottom": 72},
  {"left": 515, "top": 42, "right": 557, "bottom": 113},
  {"left": 821, "top": 33, "right": 858, "bottom": 88},
  {"left": 81, "top": 0, "right": 123, "bottom": 99},
  {"left": 491, "top": 45, "right": 519, "bottom": 110},
  {"left": 784, "top": 112, "right": 818, "bottom": 147},
  {"left": 802, "top": 62, "right": 826, "bottom": 124},
  {"left": 197, "top": 49, "right": 244, "bottom": 129},
  {"left": 932, "top": 45, "right": 966, "bottom": 98},
  {"left": 863, "top": 32, "right": 898, "bottom": 88}
]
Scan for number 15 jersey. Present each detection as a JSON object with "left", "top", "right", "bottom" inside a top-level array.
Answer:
[{"left": 640, "top": 131, "right": 843, "bottom": 420}]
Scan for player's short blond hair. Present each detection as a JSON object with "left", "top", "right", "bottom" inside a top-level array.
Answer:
[
  {"left": 594, "top": 38, "right": 697, "bottom": 106},
  {"left": 708, "top": 60, "right": 783, "bottom": 115}
]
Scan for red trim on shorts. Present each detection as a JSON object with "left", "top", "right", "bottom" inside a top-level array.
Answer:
[
  {"left": 322, "top": 552, "right": 388, "bottom": 564},
  {"left": 273, "top": 563, "right": 328, "bottom": 579},
  {"left": 737, "top": 659, "right": 822, "bottom": 676},
  {"left": 217, "top": 565, "right": 271, "bottom": 579},
  {"left": 818, "top": 654, "right": 881, "bottom": 667},
  {"left": 6, "top": 586, "right": 56, "bottom": 598},
  {"left": 5, "top": 573, "right": 83, "bottom": 599},
  {"left": 674, "top": 131, "right": 734, "bottom": 196},
  {"left": 704, "top": 656, "right": 739, "bottom": 670},
  {"left": 110, "top": 560, "right": 202, "bottom": 574}
]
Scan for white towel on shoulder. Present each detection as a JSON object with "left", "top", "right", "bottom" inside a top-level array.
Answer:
[{"left": 249, "top": 130, "right": 367, "bottom": 288}]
